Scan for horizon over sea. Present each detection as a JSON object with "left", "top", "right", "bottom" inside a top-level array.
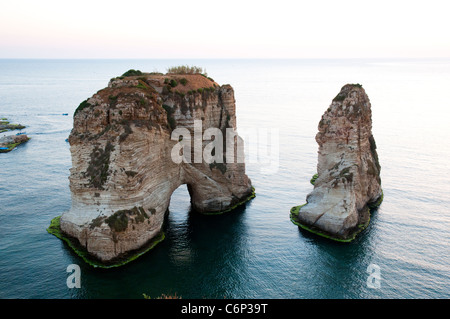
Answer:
[{"left": 0, "top": 58, "right": 449, "bottom": 299}]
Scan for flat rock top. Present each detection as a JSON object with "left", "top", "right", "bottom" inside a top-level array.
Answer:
[
  {"left": 110, "top": 73, "right": 219, "bottom": 95},
  {"left": 147, "top": 73, "right": 218, "bottom": 92}
]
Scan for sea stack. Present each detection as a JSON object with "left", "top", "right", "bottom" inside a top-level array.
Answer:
[
  {"left": 55, "top": 70, "right": 254, "bottom": 264},
  {"left": 291, "top": 84, "right": 383, "bottom": 242}
]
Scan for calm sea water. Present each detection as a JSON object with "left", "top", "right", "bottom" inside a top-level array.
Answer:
[{"left": 0, "top": 59, "right": 449, "bottom": 299}]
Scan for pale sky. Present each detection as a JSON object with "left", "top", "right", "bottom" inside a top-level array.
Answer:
[{"left": 0, "top": 0, "right": 449, "bottom": 59}]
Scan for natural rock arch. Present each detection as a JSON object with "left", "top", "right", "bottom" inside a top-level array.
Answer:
[{"left": 58, "top": 71, "right": 254, "bottom": 264}]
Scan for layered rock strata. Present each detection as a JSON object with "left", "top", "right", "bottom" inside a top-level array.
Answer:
[
  {"left": 58, "top": 71, "right": 253, "bottom": 263},
  {"left": 291, "top": 84, "right": 383, "bottom": 242}
]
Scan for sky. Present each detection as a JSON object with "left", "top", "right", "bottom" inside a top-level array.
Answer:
[{"left": 0, "top": 0, "right": 449, "bottom": 59}]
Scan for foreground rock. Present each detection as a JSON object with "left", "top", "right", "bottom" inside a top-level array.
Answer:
[
  {"left": 291, "top": 84, "right": 383, "bottom": 242},
  {"left": 57, "top": 70, "right": 254, "bottom": 265},
  {"left": 0, "top": 134, "right": 30, "bottom": 153}
]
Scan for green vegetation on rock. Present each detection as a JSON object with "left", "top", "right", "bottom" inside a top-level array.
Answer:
[
  {"left": 105, "top": 206, "right": 150, "bottom": 232},
  {"left": 0, "top": 140, "right": 30, "bottom": 153},
  {"left": 74, "top": 99, "right": 92, "bottom": 116},
  {"left": 290, "top": 189, "right": 383, "bottom": 243},
  {"left": 0, "top": 118, "right": 26, "bottom": 133},
  {"left": 122, "top": 69, "right": 143, "bottom": 77},
  {"left": 169, "top": 79, "right": 178, "bottom": 88},
  {"left": 310, "top": 173, "right": 318, "bottom": 185},
  {"left": 166, "top": 65, "right": 206, "bottom": 76},
  {"left": 106, "top": 210, "right": 129, "bottom": 232},
  {"left": 0, "top": 126, "right": 30, "bottom": 153},
  {"left": 86, "top": 142, "right": 114, "bottom": 189},
  {"left": 333, "top": 92, "right": 347, "bottom": 102},
  {"left": 290, "top": 204, "right": 356, "bottom": 243},
  {"left": 368, "top": 190, "right": 384, "bottom": 209}
]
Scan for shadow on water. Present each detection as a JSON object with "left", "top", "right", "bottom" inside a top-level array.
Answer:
[
  {"left": 294, "top": 206, "right": 382, "bottom": 298},
  {"left": 156, "top": 196, "right": 252, "bottom": 299}
]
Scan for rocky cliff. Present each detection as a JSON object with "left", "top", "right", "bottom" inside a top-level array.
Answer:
[
  {"left": 58, "top": 71, "right": 254, "bottom": 264},
  {"left": 291, "top": 84, "right": 383, "bottom": 242}
]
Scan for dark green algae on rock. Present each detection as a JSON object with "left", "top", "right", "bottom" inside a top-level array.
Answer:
[{"left": 47, "top": 187, "right": 256, "bottom": 268}]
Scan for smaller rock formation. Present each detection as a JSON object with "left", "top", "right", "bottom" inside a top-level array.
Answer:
[
  {"left": 291, "top": 84, "right": 383, "bottom": 242},
  {"left": 0, "top": 118, "right": 29, "bottom": 153},
  {"left": 0, "top": 118, "right": 25, "bottom": 133},
  {"left": 0, "top": 134, "right": 30, "bottom": 153}
]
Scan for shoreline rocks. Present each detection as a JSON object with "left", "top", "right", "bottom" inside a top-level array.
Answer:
[
  {"left": 291, "top": 84, "right": 383, "bottom": 242},
  {"left": 0, "top": 118, "right": 25, "bottom": 133},
  {"left": 0, "top": 118, "right": 29, "bottom": 153}
]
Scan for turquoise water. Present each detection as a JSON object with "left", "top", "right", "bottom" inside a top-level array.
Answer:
[{"left": 0, "top": 59, "right": 449, "bottom": 299}]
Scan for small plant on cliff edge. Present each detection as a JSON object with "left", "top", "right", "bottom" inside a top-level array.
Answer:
[
  {"left": 74, "top": 99, "right": 92, "bottom": 116},
  {"left": 333, "top": 92, "right": 346, "bottom": 102},
  {"left": 122, "top": 69, "right": 143, "bottom": 77},
  {"left": 169, "top": 79, "right": 178, "bottom": 88},
  {"left": 166, "top": 65, "right": 206, "bottom": 76}
]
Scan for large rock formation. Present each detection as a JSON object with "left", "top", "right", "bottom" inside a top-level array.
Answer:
[
  {"left": 58, "top": 70, "right": 253, "bottom": 264},
  {"left": 291, "top": 84, "right": 383, "bottom": 242}
]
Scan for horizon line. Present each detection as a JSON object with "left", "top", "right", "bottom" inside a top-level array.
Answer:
[{"left": 1, "top": 57, "right": 450, "bottom": 60}]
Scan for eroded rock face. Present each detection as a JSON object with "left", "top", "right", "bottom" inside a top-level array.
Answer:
[
  {"left": 291, "top": 84, "right": 382, "bottom": 241},
  {"left": 60, "top": 73, "right": 253, "bottom": 262}
]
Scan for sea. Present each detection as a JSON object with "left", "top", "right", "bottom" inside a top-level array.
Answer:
[{"left": 0, "top": 59, "right": 449, "bottom": 299}]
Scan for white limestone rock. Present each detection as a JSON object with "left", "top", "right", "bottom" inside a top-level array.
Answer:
[{"left": 291, "top": 84, "right": 383, "bottom": 241}]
